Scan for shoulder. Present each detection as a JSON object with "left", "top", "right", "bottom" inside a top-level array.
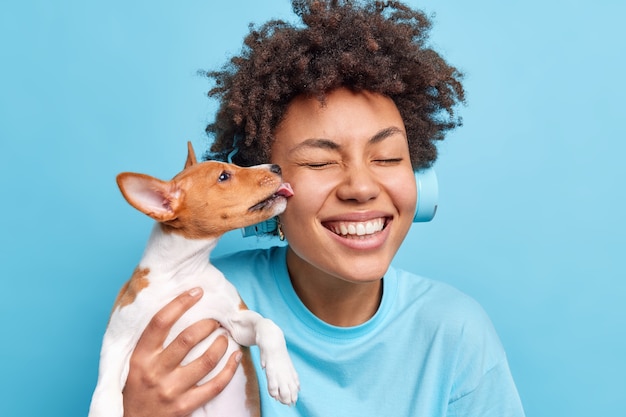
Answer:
[
  {"left": 390, "top": 267, "right": 505, "bottom": 358},
  {"left": 212, "top": 246, "right": 280, "bottom": 280},
  {"left": 392, "top": 267, "right": 491, "bottom": 325},
  {"left": 392, "top": 268, "right": 520, "bottom": 405},
  {"left": 212, "top": 246, "right": 277, "bottom": 270},
  {"left": 211, "top": 245, "right": 286, "bottom": 302}
]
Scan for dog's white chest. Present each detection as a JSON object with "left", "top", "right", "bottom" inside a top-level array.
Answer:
[{"left": 90, "top": 266, "right": 260, "bottom": 417}]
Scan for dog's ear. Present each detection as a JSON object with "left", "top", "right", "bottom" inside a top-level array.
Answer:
[
  {"left": 184, "top": 141, "right": 197, "bottom": 169},
  {"left": 116, "top": 173, "right": 181, "bottom": 222}
]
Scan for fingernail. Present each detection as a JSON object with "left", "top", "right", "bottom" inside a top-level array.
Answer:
[
  {"left": 235, "top": 352, "right": 243, "bottom": 363},
  {"left": 189, "top": 287, "right": 202, "bottom": 297}
]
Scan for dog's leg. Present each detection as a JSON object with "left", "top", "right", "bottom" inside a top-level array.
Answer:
[
  {"left": 227, "top": 310, "right": 299, "bottom": 405},
  {"left": 88, "top": 334, "right": 133, "bottom": 417}
]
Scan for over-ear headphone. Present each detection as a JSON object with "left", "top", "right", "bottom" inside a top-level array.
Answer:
[
  {"left": 242, "top": 168, "right": 438, "bottom": 238},
  {"left": 412, "top": 167, "right": 438, "bottom": 222}
]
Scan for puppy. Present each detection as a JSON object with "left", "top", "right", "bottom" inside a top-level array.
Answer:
[{"left": 88, "top": 142, "right": 298, "bottom": 417}]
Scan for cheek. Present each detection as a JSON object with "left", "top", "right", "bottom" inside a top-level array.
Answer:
[
  {"left": 283, "top": 170, "right": 336, "bottom": 210},
  {"left": 379, "top": 169, "right": 417, "bottom": 212},
  {"left": 382, "top": 172, "right": 417, "bottom": 214},
  {"left": 283, "top": 179, "right": 324, "bottom": 220},
  {"left": 400, "top": 183, "right": 418, "bottom": 213},
  {"left": 280, "top": 173, "right": 337, "bottom": 239}
]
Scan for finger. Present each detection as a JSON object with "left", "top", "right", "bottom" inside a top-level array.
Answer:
[
  {"left": 159, "top": 319, "right": 223, "bottom": 371},
  {"left": 182, "top": 350, "right": 243, "bottom": 413},
  {"left": 178, "top": 334, "right": 232, "bottom": 389},
  {"left": 135, "top": 288, "right": 204, "bottom": 354}
]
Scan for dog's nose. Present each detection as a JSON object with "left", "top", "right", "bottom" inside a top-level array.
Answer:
[{"left": 270, "top": 164, "right": 282, "bottom": 175}]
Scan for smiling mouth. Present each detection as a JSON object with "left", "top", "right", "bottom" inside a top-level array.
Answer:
[
  {"left": 249, "top": 183, "right": 294, "bottom": 211},
  {"left": 323, "top": 217, "right": 389, "bottom": 238}
]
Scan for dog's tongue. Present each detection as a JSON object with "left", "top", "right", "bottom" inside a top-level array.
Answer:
[{"left": 276, "top": 183, "right": 294, "bottom": 198}]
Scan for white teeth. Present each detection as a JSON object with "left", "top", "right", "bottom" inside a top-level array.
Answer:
[{"left": 330, "top": 219, "right": 385, "bottom": 237}]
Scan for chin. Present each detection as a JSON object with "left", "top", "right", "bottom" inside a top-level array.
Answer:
[{"left": 336, "top": 261, "right": 392, "bottom": 283}]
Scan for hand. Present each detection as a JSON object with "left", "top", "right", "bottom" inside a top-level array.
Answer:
[{"left": 122, "top": 288, "right": 242, "bottom": 417}]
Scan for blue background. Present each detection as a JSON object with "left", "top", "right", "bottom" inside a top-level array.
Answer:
[{"left": 1, "top": 1, "right": 624, "bottom": 415}]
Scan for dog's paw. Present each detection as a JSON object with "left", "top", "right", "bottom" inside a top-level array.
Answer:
[{"left": 262, "top": 354, "right": 300, "bottom": 405}]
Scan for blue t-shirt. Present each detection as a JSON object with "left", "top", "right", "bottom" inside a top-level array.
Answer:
[{"left": 213, "top": 245, "right": 525, "bottom": 417}]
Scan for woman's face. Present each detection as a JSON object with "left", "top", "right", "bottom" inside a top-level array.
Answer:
[{"left": 271, "top": 88, "right": 417, "bottom": 284}]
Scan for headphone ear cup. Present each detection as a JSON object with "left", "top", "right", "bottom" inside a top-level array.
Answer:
[
  {"left": 413, "top": 168, "right": 438, "bottom": 223},
  {"left": 241, "top": 217, "right": 278, "bottom": 237}
]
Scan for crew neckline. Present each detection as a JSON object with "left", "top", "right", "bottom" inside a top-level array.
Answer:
[{"left": 270, "top": 245, "right": 397, "bottom": 340}]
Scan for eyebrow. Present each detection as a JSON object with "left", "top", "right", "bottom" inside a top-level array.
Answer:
[
  {"left": 289, "top": 126, "right": 405, "bottom": 154},
  {"left": 370, "top": 126, "right": 405, "bottom": 144}
]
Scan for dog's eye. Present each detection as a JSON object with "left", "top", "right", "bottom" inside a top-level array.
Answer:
[{"left": 218, "top": 171, "right": 231, "bottom": 182}]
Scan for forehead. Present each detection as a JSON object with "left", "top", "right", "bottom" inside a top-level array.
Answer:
[{"left": 272, "top": 88, "right": 406, "bottom": 152}]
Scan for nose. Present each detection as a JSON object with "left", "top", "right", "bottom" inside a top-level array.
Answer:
[
  {"left": 270, "top": 164, "right": 282, "bottom": 175},
  {"left": 336, "top": 166, "right": 380, "bottom": 203}
]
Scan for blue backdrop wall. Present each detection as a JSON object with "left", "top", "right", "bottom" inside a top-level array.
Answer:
[{"left": 1, "top": 1, "right": 624, "bottom": 415}]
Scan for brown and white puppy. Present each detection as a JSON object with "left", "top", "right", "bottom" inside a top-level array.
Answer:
[{"left": 88, "top": 142, "right": 298, "bottom": 417}]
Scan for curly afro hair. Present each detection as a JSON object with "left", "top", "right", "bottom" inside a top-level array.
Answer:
[{"left": 204, "top": 0, "right": 465, "bottom": 170}]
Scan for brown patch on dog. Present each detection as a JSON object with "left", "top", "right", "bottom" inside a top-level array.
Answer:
[
  {"left": 237, "top": 297, "right": 260, "bottom": 415},
  {"left": 241, "top": 347, "right": 261, "bottom": 417},
  {"left": 113, "top": 267, "right": 150, "bottom": 311}
]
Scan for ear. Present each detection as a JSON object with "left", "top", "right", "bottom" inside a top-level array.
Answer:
[
  {"left": 185, "top": 141, "right": 197, "bottom": 169},
  {"left": 116, "top": 172, "right": 182, "bottom": 222}
]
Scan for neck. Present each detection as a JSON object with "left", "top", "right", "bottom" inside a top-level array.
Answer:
[
  {"left": 286, "top": 247, "right": 383, "bottom": 327},
  {"left": 139, "top": 223, "right": 218, "bottom": 278}
]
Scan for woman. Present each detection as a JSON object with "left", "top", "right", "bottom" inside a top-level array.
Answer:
[{"left": 122, "top": 1, "right": 525, "bottom": 416}]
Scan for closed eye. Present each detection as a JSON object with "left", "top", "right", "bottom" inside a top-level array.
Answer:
[
  {"left": 374, "top": 158, "right": 403, "bottom": 165},
  {"left": 300, "top": 161, "right": 338, "bottom": 169}
]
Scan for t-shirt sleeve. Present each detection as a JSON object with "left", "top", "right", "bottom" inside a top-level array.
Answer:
[
  {"left": 444, "top": 296, "right": 525, "bottom": 417},
  {"left": 447, "top": 358, "right": 525, "bottom": 417}
]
